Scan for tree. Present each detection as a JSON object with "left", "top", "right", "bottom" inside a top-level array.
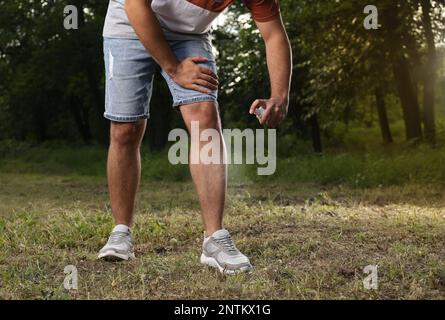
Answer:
[
  {"left": 1, "top": 0, "right": 444, "bottom": 151},
  {"left": 420, "top": 0, "right": 438, "bottom": 143},
  {"left": 375, "top": 87, "right": 393, "bottom": 143}
]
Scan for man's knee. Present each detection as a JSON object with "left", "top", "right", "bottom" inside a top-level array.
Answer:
[
  {"left": 110, "top": 121, "right": 146, "bottom": 147},
  {"left": 182, "top": 101, "right": 220, "bottom": 130}
]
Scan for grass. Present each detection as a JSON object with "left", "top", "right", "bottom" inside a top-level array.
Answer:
[
  {"left": 0, "top": 142, "right": 444, "bottom": 299},
  {"left": 2, "top": 139, "right": 445, "bottom": 187}
]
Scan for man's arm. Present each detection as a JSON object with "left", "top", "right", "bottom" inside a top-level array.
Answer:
[
  {"left": 125, "top": 0, "right": 218, "bottom": 93},
  {"left": 249, "top": 15, "right": 292, "bottom": 128}
]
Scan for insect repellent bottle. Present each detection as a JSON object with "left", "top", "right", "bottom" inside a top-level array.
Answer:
[{"left": 254, "top": 107, "right": 265, "bottom": 119}]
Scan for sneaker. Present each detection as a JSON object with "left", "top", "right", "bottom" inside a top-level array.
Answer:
[
  {"left": 98, "top": 225, "right": 135, "bottom": 261},
  {"left": 200, "top": 229, "right": 253, "bottom": 274}
]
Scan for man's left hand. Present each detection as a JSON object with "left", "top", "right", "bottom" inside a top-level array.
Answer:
[{"left": 249, "top": 97, "right": 289, "bottom": 128}]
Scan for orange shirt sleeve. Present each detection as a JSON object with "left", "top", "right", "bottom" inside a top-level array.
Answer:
[{"left": 242, "top": 0, "right": 280, "bottom": 22}]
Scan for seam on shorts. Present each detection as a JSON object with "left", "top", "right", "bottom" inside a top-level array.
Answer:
[
  {"left": 172, "top": 96, "right": 217, "bottom": 108},
  {"left": 104, "top": 113, "right": 149, "bottom": 122},
  {"left": 164, "top": 75, "right": 179, "bottom": 102}
]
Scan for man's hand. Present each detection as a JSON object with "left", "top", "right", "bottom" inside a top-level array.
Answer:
[
  {"left": 125, "top": 0, "right": 218, "bottom": 95},
  {"left": 249, "top": 97, "right": 289, "bottom": 128},
  {"left": 170, "top": 57, "right": 219, "bottom": 94}
]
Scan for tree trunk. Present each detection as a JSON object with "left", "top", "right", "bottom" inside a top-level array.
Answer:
[
  {"left": 35, "top": 106, "right": 47, "bottom": 142},
  {"left": 383, "top": 2, "right": 423, "bottom": 141},
  {"left": 374, "top": 88, "right": 393, "bottom": 144},
  {"left": 420, "top": 0, "right": 437, "bottom": 144},
  {"left": 69, "top": 96, "right": 92, "bottom": 143},
  {"left": 309, "top": 113, "right": 322, "bottom": 153},
  {"left": 75, "top": 0, "right": 109, "bottom": 145},
  {"left": 391, "top": 57, "right": 423, "bottom": 141},
  {"left": 85, "top": 65, "right": 109, "bottom": 145}
]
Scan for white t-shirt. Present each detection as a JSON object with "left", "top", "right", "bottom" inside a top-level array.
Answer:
[{"left": 103, "top": 0, "right": 280, "bottom": 40}]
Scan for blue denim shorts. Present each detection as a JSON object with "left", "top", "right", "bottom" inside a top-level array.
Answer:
[{"left": 103, "top": 37, "right": 218, "bottom": 122}]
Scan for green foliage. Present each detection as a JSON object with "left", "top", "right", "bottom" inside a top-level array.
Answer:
[
  {"left": 0, "top": 0, "right": 108, "bottom": 142},
  {"left": 0, "top": 1, "right": 444, "bottom": 149}
]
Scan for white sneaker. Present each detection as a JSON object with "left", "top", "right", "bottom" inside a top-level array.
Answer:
[
  {"left": 201, "top": 229, "right": 253, "bottom": 274},
  {"left": 98, "top": 225, "right": 135, "bottom": 261}
]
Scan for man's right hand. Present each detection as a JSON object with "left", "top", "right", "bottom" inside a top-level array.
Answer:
[
  {"left": 169, "top": 56, "right": 219, "bottom": 94},
  {"left": 125, "top": 0, "right": 218, "bottom": 95}
]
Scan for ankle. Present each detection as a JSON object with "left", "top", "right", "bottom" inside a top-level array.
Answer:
[
  {"left": 114, "top": 223, "right": 132, "bottom": 232},
  {"left": 204, "top": 227, "right": 223, "bottom": 238}
]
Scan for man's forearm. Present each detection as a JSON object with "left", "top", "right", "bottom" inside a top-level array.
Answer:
[
  {"left": 265, "top": 32, "right": 292, "bottom": 102},
  {"left": 125, "top": 0, "right": 178, "bottom": 75}
]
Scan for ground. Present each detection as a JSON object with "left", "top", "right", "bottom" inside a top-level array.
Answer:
[{"left": 0, "top": 171, "right": 444, "bottom": 299}]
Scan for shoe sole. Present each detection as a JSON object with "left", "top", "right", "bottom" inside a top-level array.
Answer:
[
  {"left": 98, "top": 250, "right": 135, "bottom": 261},
  {"left": 200, "top": 254, "right": 252, "bottom": 275}
]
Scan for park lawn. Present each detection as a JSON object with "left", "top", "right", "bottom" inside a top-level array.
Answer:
[{"left": 0, "top": 171, "right": 444, "bottom": 299}]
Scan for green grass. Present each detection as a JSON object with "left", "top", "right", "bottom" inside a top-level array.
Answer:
[
  {"left": 2, "top": 140, "right": 445, "bottom": 187},
  {"left": 258, "top": 145, "right": 445, "bottom": 187},
  {"left": 0, "top": 142, "right": 444, "bottom": 299}
]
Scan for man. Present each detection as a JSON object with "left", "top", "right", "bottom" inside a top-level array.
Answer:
[{"left": 98, "top": 0, "right": 292, "bottom": 275}]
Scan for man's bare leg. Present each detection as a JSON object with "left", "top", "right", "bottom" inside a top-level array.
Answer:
[
  {"left": 180, "top": 102, "right": 226, "bottom": 236},
  {"left": 107, "top": 120, "right": 147, "bottom": 227},
  {"left": 180, "top": 101, "right": 253, "bottom": 273}
]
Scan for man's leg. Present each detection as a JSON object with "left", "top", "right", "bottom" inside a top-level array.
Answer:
[
  {"left": 180, "top": 101, "right": 252, "bottom": 274},
  {"left": 107, "top": 120, "right": 147, "bottom": 227},
  {"left": 98, "top": 120, "right": 146, "bottom": 261},
  {"left": 180, "top": 102, "right": 226, "bottom": 237},
  {"left": 100, "top": 36, "right": 155, "bottom": 260}
]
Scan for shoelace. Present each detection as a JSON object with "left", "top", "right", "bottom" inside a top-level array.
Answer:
[
  {"left": 214, "top": 234, "right": 237, "bottom": 253},
  {"left": 108, "top": 231, "right": 130, "bottom": 245}
]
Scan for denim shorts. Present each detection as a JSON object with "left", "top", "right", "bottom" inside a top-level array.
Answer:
[{"left": 103, "top": 37, "right": 218, "bottom": 122}]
